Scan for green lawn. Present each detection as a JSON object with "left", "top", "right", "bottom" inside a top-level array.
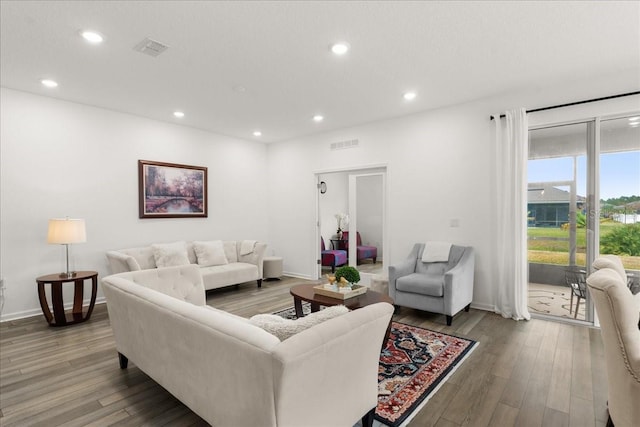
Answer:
[{"left": 528, "top": 222, "right": 640, "bottom": 269}]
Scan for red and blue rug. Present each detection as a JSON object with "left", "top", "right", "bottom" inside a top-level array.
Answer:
[
  {"left": 273, "top": 304, "right": 477, "bottom": 427},
  {"left": 377, "top": 321, "right": 477, "bottom": 426}
]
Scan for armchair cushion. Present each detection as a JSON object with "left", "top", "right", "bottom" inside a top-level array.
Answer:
[{"left": 396, "top": 273, "right": 444, "bottom": 297}]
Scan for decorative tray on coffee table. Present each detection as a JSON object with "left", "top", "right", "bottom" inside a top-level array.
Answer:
[{"left": 313, "top": 284, "right": 368, "bottom": 300}]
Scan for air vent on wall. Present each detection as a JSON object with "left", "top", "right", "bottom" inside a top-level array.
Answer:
[
  {"left": 133, "top": 37, "right": 169, "bottom": 57},
  {"left": 330, "top": 139, "right": 360, "bottom": 151}
]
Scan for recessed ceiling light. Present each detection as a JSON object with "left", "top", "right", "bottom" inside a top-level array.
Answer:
[
  {"left": 81, "top": 30, "right": 103, "bottom": 44},
  {"left": 330, "top": 42, "right": 350, "bottom": 55},
  {"left": 41, "top": 79, "right": 58, "bottom": 88},
  {"left": 173, "top": 111, "right": 185, "bottom": 118},
  {"left": 253, "top": 131, "right": 262, "bottom": 137},
  {"left": 403, "top": 91, "right": 417, "bottom": 101},
  {"left": 313, "top": 115, "right": 324, "bottom": 122}
]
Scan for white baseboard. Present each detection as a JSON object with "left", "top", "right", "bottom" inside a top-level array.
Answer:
[
  {"left": 0, "top": 297, "right": 107, "bottom": 323},
  {"left": 282, "top": 271, "right": 315, "bottom": 280}
]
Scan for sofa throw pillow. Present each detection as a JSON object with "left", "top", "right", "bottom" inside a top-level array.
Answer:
[
  {"left": 151, "top": 241, "right": 191, "bottom": 268},
  {"left": 249, "top": 305, "right": 349, "bottom": 341},
  {"left": 193, "top": 240, "right": 228, "bottom": 267}
]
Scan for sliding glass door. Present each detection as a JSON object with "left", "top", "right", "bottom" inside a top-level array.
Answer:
[
  {"left": 528, "top": 122, "right": 590, "bottom": 321},
  {"left": 598, "top": 116, "right": 640, "bottom": 288},
  {"left": 527, "top": 113, "right": 640, "bottom": 323}
]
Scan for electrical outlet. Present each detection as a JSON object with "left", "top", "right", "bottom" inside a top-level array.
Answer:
[{"left": 450, "top": 218, "right": 460, "bottom": 228}]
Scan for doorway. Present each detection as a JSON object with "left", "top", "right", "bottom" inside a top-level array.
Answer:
[{"left": 316, "top": 166, "right": 387, "bottom": 283}]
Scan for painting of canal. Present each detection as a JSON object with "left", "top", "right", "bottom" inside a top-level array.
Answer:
[{"left": 138, "top": 160, "right": 207, "bottom": 218}]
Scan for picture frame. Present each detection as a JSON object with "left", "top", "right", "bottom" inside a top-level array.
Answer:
[{"left": 138, "top": 160, "right": 207, "bottom": 218}]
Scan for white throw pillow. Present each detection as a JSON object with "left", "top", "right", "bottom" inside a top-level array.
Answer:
[
  {"left": 151, "top": 241, "right": 191, "bottom": 268},
  {"left": 249, "top": 305, "right": 349, "bottom": 341},
  {"left": 193, "top": 240, "right": 228, "bottom": 267}
]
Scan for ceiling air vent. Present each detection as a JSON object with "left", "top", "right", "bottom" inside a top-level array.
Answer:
[
  {"left": 133, "top": 37, "right": 169, "bottom": 57},
  {"left": 330, "top": 139, "right": 360, "bottom": 151}
]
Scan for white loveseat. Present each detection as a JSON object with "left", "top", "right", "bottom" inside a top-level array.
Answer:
[
  {"left": 106, "top": 240, "right": 266, "bottom": 290},
  {"left": 101, "top": 265, "right": 394, "bottom": 427}
]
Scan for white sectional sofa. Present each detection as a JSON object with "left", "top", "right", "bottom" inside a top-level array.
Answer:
[
  {"left": 106, "top": 240, "right": 266, "bottom": 290},
  {"left": 101, "top": 265, "right": 394, "bottom": 427}
]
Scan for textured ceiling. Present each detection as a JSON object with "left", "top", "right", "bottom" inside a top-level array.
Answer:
[{"left": 1, "top": 1, "right": 639, "bottom": 143}]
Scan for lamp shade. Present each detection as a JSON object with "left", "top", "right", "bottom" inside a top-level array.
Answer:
[{"left": 47, "top": 218, "right": 86, "bottom": 244}]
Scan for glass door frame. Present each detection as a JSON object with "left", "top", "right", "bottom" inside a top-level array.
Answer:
[{"left": 528, "top": 118, "right": 597, "bottom": 324}]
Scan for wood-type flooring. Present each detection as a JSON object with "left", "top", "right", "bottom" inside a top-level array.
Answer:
[{"left": 0, "top": 276, "right": 609, "bottom": 427}]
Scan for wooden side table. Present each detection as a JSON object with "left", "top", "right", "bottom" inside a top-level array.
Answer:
[{"left": 36, "top": 271, "right": 98, "bottom": 326}]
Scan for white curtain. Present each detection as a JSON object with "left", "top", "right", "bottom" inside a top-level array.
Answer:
[{"left": 493, "top": 108, "right": 531, "bottom": 321}]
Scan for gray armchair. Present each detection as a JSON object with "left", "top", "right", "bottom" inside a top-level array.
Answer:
[{"left": 389, "top": 243, "right": 474, "bottom": 326}]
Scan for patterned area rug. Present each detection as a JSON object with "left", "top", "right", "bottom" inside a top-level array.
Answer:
[{"left": 273, "top": 304, "right": 478, "bottom": 427}]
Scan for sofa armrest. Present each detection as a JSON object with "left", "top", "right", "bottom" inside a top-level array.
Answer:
[
  {"left": 106, "top": 251, "right": 141, "bottom": 274},
  {"left": 272, "top": 302, "right": 394, "bottom": 426},
  {"left": 238, "top": 242, "right": 267, "bottom": 278}
]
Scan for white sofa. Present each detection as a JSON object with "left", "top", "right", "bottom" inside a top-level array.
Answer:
[
  {"left": 101, "top": 265, "right": 394, "bottom": 427},
  {"left": 106, "top": 240, "right": 266, "bottom": 290}
]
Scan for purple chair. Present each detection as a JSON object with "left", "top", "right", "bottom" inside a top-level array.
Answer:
[
  {"left": 321, "top": 237, "right": 347, "bottom": 273},
  {"left": 342, "top": 231, "right": 377, "bottom": 264}
]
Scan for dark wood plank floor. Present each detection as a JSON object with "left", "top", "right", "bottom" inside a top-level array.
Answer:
[{"left": 0, "top": 276, "right": 609, "bottom": 427}]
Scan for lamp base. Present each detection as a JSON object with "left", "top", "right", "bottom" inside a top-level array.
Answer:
[{"left": 58, "top": 271, "right": 77, "bottom": 279}]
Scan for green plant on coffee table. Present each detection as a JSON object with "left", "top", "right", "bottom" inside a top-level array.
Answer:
[{"left": 335, "top": 266, "right": 360, "bottom": 285}]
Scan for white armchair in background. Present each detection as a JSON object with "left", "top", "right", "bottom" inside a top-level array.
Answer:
[{"left": 586, "top": 260, "right": 640, "bottom": 427}]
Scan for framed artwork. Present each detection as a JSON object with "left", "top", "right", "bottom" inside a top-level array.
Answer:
[{"left": 138, "top": 160, "right": 207, "bottom": 218}]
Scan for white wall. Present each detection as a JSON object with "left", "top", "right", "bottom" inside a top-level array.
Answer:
[
  {"left": 267, "top": 101, "right": 495, "bottom": 310},
  {"left": 266, "top": 72, "right": 640, "bottom": 311},
  {"left": 0, "top": 88, "right": 269, "bottom": 320},
  {"left": 2, "top": 71, "right": 637, "bottom": 319}
]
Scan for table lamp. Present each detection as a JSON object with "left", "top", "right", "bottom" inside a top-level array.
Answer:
[{"left": 47, "top": 218, "right": 86, "bottom": 278}]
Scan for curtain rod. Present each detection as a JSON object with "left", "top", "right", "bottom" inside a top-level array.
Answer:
[{"left": 489, "top": 91, "right": 640, "bottom": 120}]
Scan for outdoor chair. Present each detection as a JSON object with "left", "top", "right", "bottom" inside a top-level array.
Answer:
[
  {"left": 389, "top": 243, "right": 474, "bottom": 326},
  {"left": 565, "top": 267, "right": 587, "bottom": 319}
]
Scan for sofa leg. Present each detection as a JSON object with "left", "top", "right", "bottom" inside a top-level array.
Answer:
[
  {"left": 331, "top": 265, "right": 335, "bottom": 273},
  {"left": 394, "top": 305, "right": 401, "bottom": 314},
  {"left": 361, "top": 408, "right": 375, "bottom": 427},
  {"left": 118, "top": 352, "right": 128, "bottom": 369},
  {"left": 446, "top": 315, "right": 453, "bottom": 326},
  {"left": 373, "top": 257, "right": 377, "bottom": 264},
  {"left": 464, "top": 303, "right": 471, "bottom": 312},
  {"left": 257, "top": 279, "right": 262, "bottom": 288}
]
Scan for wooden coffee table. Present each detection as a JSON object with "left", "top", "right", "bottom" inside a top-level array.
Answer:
[
  {"left": 289, "top": 283, "right": 395, "bottom": 349},
  {"left": 290, "top": 282, "right": 394, "bottom": 317}
]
